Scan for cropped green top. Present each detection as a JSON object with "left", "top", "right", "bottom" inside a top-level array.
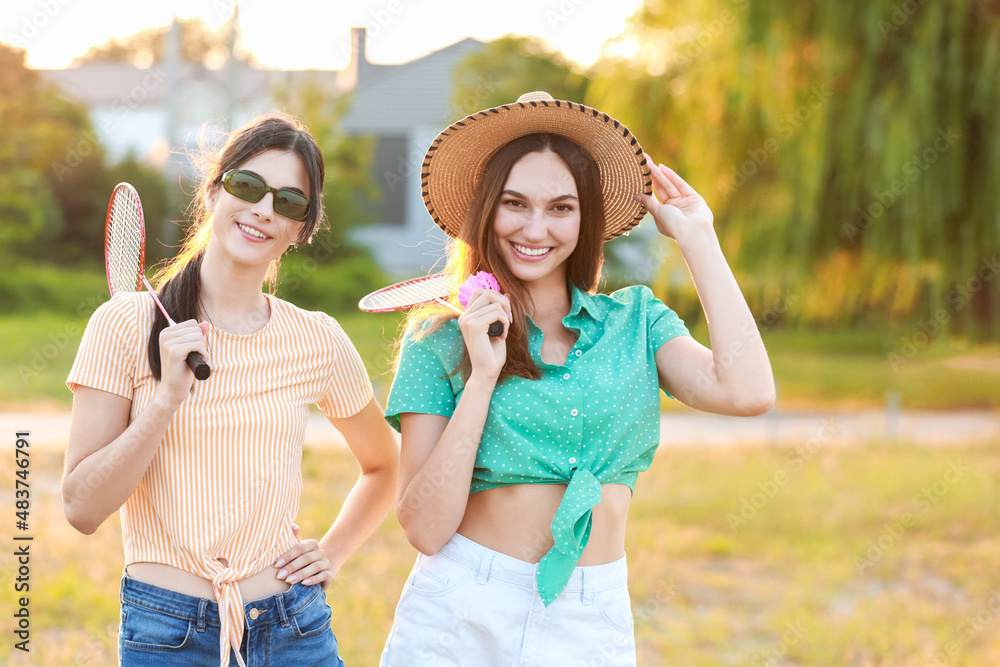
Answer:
[{"left": 385, "top": 283, "right": 689, "bottom": 605}]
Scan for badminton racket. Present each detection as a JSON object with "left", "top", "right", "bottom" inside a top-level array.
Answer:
[
  {"left": 358, "top": 273, "right": 504, "bottom": 337},
  {"left": 105, "top": 183, "right": 212, "bottom": 380}
]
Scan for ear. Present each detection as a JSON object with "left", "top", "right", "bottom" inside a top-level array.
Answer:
[{"left": 205, "top": 183, "right": 219, "bottom": 213}]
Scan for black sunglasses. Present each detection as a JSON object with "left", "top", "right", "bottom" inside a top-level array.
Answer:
[{"left": 221, "top": 169, "right": 311, "bottom": 222}]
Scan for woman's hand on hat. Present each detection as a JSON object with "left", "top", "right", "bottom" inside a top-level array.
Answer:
[
  {"left": 274, "top": 523, "right": 334, "bottom": 589},
  {"left": 635, "top": 156, "right": 714, "bottom": 244},
  {"left": 459, "top": 288, "right": 510, "bottom": 380}
]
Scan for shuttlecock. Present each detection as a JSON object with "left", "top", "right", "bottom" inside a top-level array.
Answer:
[{"left": 458, "top": 271, "right": 501, "bottom": 308}]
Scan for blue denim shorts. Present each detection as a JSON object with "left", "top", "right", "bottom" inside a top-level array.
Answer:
[
  {"left": 380, "top": 534, "right": 636, "bottom": 667},
  {"left": 118, "top": 573, "right": 344, "bottom": 667}
]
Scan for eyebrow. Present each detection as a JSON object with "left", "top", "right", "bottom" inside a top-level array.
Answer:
[{"left": 502, "top": 189, "right": 579, "bottom": 203}]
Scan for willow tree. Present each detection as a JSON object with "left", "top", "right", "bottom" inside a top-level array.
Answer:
[{"left": 588, "top": 0, "right": 1000, "bottom": 338}]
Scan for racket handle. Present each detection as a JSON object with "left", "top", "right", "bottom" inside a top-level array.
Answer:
[
  {"left": 186, "top": 352, "right": 211, "bottom": 380},
  {"left": 487, "top": 321, "right": 503, "bottom": 338}
]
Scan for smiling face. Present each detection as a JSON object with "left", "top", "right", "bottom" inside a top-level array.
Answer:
[
  {"left": 205, "top": 148, "right": 310, "bottom": 270},
  {"left": 492, "top": 149, "right": 581, "bottom": 289}
]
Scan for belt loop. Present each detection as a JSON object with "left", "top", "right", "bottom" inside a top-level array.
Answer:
[
  {"left": 477, "top": 549, "right": 494, "bottom": 585},
  {"left": 581, "top": 568, "right": 592, "bottom": 606},
  {"left": 196, "top": 599, "right": 207, "bottom": 633},
  {"left": 276, "top": 590, "right": 291, "bottom": 628}
]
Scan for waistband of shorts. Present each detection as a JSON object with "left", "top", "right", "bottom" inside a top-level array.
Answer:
[
  {"left": 437, "top": 533, "right": 628, "bottom": 593},
  {"left": 120, "top": 572, "right": 325, "bottom": 629}
]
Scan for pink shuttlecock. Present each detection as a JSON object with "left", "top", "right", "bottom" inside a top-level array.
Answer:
[{"left": 458, "top": 271, "right": 501, "bottom": 308}]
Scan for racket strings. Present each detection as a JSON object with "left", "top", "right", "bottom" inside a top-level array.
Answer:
[
  {"left": 107, "top": 190, "right": 145, "bottom": 294},
  {"left": 362, "top": 275, "right": 456, "bottom": 310}
]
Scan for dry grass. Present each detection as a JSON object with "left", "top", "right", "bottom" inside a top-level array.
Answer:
[{"left": 2, "top": 441, "right": 999, "bottom": 666}]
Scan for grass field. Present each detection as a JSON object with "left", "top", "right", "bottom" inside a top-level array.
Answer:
[
  {"left": 4, "top": 310, "right": 1000, "bottom": 412},
  {"left": 2, "top": 441, "right": 998, "bottom": 666}
]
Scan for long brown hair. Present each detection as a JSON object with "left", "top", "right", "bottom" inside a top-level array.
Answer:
[
  {"left": 407, "top": 132, "right": 606, "bottom": 382},
  {"left": 147, "top": 112, "right": 325, "bottom": 379}
]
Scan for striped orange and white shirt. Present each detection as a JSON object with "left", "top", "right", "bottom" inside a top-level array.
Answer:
[{"left": 67, "top": 292, "right": 373, "bottom": 667}]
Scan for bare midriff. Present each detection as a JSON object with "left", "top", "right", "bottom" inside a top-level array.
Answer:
[
  {"left": 126, "top": 560, "right": 291, "bottom": 602},
  {"left": 457, "top": 482, "right": 631, "bottom": 564}
]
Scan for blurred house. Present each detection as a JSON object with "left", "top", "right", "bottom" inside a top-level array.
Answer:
[{"left": 39, "top": 26, "right": 485, "bottom": 276}]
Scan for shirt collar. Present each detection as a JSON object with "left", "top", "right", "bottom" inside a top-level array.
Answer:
[{"left": 566, "top": 281, "right": 617, "bottom": 323}]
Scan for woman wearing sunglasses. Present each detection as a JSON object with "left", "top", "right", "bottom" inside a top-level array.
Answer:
[
  {"left": 63, "top": 112, "right": 399, "bottom": 667},
  {"left": 379, "top": 93, "right": 775, "bottom": 665}
]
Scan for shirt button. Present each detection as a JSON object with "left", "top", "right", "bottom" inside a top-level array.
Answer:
[
  {"left": 574, "top": 350, "right": 582, "bottom": 357},
  {"left": 570, "top": 409, "right": 578, "bottom": 416},
  {"left": 563, "top": 373, "right": 571, "bottom": 380},
  {"left": 569, "top": 457, "right": 577, "bottom": 464}
]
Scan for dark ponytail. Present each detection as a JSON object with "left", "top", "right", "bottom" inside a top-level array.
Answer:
[{"left": 147, "top": 253, "right": 205, "bottom": 380}]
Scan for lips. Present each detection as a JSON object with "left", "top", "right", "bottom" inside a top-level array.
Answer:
[
  {"left": 512, "top": 242, "right": 552, "bottom": 257},
  {"left": 237, "top": 222, "right": 271, "bottom": 241}
]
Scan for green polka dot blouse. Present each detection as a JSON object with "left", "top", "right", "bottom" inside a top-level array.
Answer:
[{"left": 386, "top": 283, "right": 690, "bottom": 605}]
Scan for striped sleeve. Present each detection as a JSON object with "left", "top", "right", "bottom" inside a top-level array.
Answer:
[
  {"left": 66, "top": 295, "right": 140, "bottom": 399},
  {"left": 315, "top": 315, "right": 374, "bottom": 419}
]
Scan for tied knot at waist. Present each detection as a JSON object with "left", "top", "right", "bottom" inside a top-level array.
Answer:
[
  {"left": 211, "top": 565, "right": 247, "bottom": 667},
  {"left": 536, "top": 468, "right": 603, "bottom": 606}
]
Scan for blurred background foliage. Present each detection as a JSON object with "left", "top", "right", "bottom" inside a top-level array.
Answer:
[
  {"left": 453, "top": 1, "right": 1000, "bottom": 340},
  {"left": 2, "top": 1, "right": 998, "bottom": 342}
]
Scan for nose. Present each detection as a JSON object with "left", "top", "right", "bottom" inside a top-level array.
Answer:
[
  {"left": 520, "top": 209, "right": 547, "bottom": 242},
  {"left": 249, "top": 192, "right": 274, "bottom": 221}
]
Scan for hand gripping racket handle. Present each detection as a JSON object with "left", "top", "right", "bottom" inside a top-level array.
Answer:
[
  {"left": 487, "top": 321, "right": 503, "bottom": 337},
  {"left": 141, "top": 277, "right": 211, "bottom": 381},
  {"left": 187, "top": 353, "right": 212, "bottom": 380}
]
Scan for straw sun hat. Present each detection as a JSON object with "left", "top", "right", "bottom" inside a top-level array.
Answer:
[{"left": 421, "top": 91, "right": 652, "bottom": 241}]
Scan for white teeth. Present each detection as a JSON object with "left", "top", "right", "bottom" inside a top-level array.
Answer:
[
  {"left": 238, "top": 223, "right": 268, "bottom": 239},
  {"left": 513, "top": 243, "right": 551, "bottom": 257}
]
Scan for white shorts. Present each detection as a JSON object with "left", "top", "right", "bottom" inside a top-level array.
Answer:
[{"left": 380, "top": 533, "right": 636, "bottom": 667}]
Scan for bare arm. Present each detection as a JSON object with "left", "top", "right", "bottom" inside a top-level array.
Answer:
[
  {"left": 317, "top": 399, "right": 399, "bottom": 575},
  {"left": 638, "top": 161, "right": 775, "bottom": 416},
  {"left": 61, "top": 320, "right": 209, "bottom": 534},
  {"left": 394, "top": 290, "right": 512, "bottom": 554}
]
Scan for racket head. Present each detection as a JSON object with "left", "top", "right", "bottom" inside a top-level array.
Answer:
[
  {"left": 105, "top": 182, "right": 146, "bottom": 296},
  {"left": 358, "top": 273, "right": 457, "bottom": 312}
]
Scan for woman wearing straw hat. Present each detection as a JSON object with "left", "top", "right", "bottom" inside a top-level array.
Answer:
[{"left": 380, "top": 92, "right": 775, "bottom": 665}]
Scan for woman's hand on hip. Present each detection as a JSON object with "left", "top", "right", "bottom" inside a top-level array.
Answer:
[{"left": 274, "top": 524, "right": 334, "bottom": 589}]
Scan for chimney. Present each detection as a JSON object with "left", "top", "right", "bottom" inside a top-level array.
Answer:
[{"left": 351, "top": 27, "right": 367, "bottom": 81}]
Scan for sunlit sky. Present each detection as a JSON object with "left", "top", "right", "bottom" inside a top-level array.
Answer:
[{"left": 2, "top": 0, "right": 645, "bottom": 70}]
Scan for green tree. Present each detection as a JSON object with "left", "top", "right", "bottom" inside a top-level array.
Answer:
[
  {"left": 588, "top": 0, "right": 1000, "bottom": 338},
  {"left": 72, "top": 17, "right": 251, "bottom": 67},
  {"left": 450, "top": 36, "right": 590, "bottom": 114},
  {"left": 0, "top": 43, "right": 107, "bottom": 264}
]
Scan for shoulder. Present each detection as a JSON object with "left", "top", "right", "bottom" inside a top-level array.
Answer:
[
  {"left": 87, "top": 292, "right": 150, "bottom": 332},
  {"left": 403, "top": 316, "right": 462, "bottom": 351},
  {"left": 593, "top": 284, "right": 664, "bottom": 314}
]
